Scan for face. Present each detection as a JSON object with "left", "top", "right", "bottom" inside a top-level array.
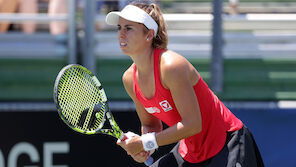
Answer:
[{"left": 117, "top": 17, "right": 150, "bottom": 55}]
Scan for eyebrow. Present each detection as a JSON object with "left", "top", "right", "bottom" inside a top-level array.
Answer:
[{"left": 117, "top": 24, "right": 133, "bottom": 27}]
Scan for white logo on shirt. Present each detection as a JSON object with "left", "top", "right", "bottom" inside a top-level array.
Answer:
[
  {"left": 145, "top": 107, "right": 161, "bottom": 114},
  {"left": 159, "top": 100, "right": 173, "bottom": 112}
]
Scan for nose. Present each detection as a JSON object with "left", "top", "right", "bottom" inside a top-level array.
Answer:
[{"left": 118, "top": 29, "right": 126, "bottom": 39}]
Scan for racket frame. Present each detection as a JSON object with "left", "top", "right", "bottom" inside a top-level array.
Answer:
[{"left": 54, "top": 64, "right": 125, "bottom": 140}]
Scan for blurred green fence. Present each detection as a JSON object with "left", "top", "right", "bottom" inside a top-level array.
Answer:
[
  {"left": 96, "top": 58, "right": 296, "bottom": 101},
  {"left": 0, "top": 58, "right": 66, "bottom": 101},
  {"left": 1, "top": 56, "right": 295, "bottom": 101}
]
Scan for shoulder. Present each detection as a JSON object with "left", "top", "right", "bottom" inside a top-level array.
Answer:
[
  {"left": 160, "top": 50, "right": 191, "bottom": 78},
  {"left": 122, "top": 64, "right": 134, "bottom": 82},
  {"left": 159, "top": 50, "right": 199, "bottom": 87},
  {"left": 122, "top": 64, "right": 135, "bottom": 97},
  {"left": 161, "top": 50, "right": 190, "bottom": 70}
]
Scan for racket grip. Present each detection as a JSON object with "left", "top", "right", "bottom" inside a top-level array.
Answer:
[
  {"left": 144, "top": 156, "right": 154, "bottom": 166},
  {"left": 121, "top": 135, "right": 128, "bottom": 141}
]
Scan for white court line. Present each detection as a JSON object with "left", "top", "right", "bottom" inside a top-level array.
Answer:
[{"left": 224, "top": 101, "right": 296, "bottom": 110}]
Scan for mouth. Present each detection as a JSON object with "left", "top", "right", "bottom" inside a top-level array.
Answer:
[{"left": 120, "top": 42, "right": 127, "bottom": 48}]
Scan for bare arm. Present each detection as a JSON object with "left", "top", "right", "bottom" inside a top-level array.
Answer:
[
  {"left": 155, "top": 51, "right": 202, "bottom": 146},
  {"left": 118, "top": 66, "right": 162, "bottom": 162},
  {"left": 122, "top": 65, "right": 163, "bottom": 134}
]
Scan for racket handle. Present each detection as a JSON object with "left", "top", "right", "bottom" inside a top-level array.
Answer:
[
  {"left": 144, "top": 156, "right": 154, "bottom": 166},
  {"left": 121, "top": 135, "right": 128, "bottom": 141}
]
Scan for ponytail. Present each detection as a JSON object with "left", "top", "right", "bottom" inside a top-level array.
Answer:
[{"left": 130, "top": 1, "right": 168, "bottom": 49}]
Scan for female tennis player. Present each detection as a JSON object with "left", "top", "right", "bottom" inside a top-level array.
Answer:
[{"left": 105, "top": 1, "right": 264, "bottom": 166}]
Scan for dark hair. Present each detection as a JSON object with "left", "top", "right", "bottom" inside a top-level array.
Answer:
[{"left": 130, "top": 1, "right": 168, "bottom": 49}]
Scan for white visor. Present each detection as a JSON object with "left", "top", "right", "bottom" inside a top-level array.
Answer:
[{"left": 105, "top": 5, "right": 158, "bottom": 37}]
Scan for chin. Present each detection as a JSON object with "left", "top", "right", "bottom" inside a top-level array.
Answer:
[
  {"left": 121, "top": 48, "right": 130, "bottom": 55},
  {"left": 120, "top": 49, "right": 127, "bottom": 55}
]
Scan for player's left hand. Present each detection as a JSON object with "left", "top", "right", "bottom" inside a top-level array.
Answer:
[{"left": 131, "top": 150, "right": 150, "bottom": 163}]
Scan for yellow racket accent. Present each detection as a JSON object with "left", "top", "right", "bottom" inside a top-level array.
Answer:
[{"left": 54, "top": 64, "right": 107, "bottom": 134}]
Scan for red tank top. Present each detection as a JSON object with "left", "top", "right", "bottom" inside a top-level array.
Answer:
[{"left": 133, "top": 48, "right": 243, "bottom": 163}]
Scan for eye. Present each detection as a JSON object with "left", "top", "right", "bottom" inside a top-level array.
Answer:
[
  {"left": 117, "top": 25, "right": 121, "bottom": 31},
  {"left": 126, "top": 27, "right": 132, "bottom": 31}
]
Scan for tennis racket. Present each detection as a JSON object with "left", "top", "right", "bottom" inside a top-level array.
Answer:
[{"left": 53, "top": 64, "right": 153, "bottom": 166}]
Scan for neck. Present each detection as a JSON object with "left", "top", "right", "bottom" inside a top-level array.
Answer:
[{"left": 130, "top": 47, "right": 155, "bottom": 75}]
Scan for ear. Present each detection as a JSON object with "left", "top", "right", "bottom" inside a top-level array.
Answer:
[{"left": 146, "top": 30, "right": 155, "bottom": 41}]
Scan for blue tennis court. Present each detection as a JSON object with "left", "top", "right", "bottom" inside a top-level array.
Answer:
[{"left": 228, "top": 102, "right": 296, "bottom": 167}]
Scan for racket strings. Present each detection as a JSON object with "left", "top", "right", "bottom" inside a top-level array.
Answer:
[{"left": 57, "top": 66, "right": 106, "bottom": 132}]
